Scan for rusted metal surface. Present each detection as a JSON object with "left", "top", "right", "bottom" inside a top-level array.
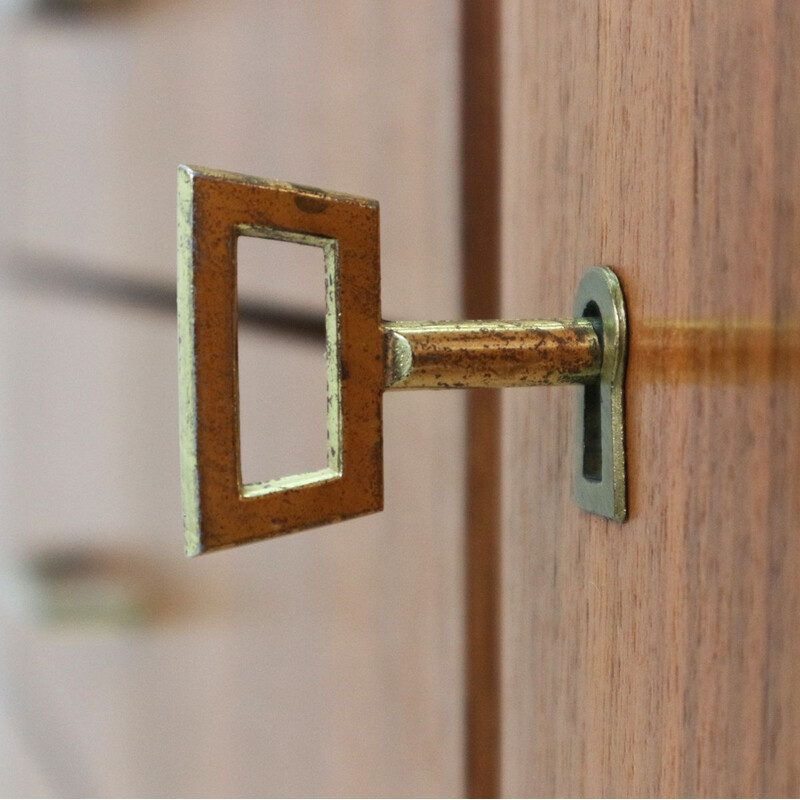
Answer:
[
  {"left": 178, "top": 165, "right": 383, "bottom": 555},
  {"left": 383, "top": 319, "right": 601, "bottom": 389}
]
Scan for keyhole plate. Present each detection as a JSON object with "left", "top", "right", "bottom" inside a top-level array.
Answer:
[{"left": 572, "top": 266, "right": 628, "bottom": 521}]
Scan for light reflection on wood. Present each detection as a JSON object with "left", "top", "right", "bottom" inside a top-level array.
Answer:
[{"left": 633, "top": 320, "right": 800, "bottom": 383}]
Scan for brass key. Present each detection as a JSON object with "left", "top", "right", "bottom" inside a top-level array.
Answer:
[{"left": 178, "top": 166, "right": 627, "bottom": 554}]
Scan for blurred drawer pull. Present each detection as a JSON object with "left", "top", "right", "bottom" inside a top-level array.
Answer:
[{"left": 177, "top": 166, "right": 628, "bottom": 555}]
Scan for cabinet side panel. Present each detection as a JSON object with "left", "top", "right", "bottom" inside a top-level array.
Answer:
[{"left": 500, "top": 1, "right": 800, "bottom": 795}]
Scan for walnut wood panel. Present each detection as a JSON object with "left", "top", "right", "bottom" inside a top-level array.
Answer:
[{"left": 499, "top": 1, "right": 800, "bottom": 795}]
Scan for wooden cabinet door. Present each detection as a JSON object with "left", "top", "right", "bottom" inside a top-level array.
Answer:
[{"left": 468, "top": 1, "right": 800, "bottom": 795}]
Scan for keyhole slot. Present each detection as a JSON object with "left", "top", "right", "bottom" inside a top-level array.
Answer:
[{"left": 581, "top": 302, "right": 603, "bottom": 482}]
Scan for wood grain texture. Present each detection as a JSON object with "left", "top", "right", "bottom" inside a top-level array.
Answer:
[{"left": 499, "top": 1, "right": 800, "bottom": 795}]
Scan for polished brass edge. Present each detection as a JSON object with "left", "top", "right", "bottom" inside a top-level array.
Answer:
[
  {"left": 384, "top": 327, "right": 414, "bottom": 387},
  {"left": 181, "top": 164, "right": 378, "bottom": 210},
  {"left": 177, "top": 165, "right": 202, "bottom": 556}
]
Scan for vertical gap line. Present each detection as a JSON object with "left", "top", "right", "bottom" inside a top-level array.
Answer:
[{"left": 462, "top": 1, "right": 502, "bottom": 796}]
